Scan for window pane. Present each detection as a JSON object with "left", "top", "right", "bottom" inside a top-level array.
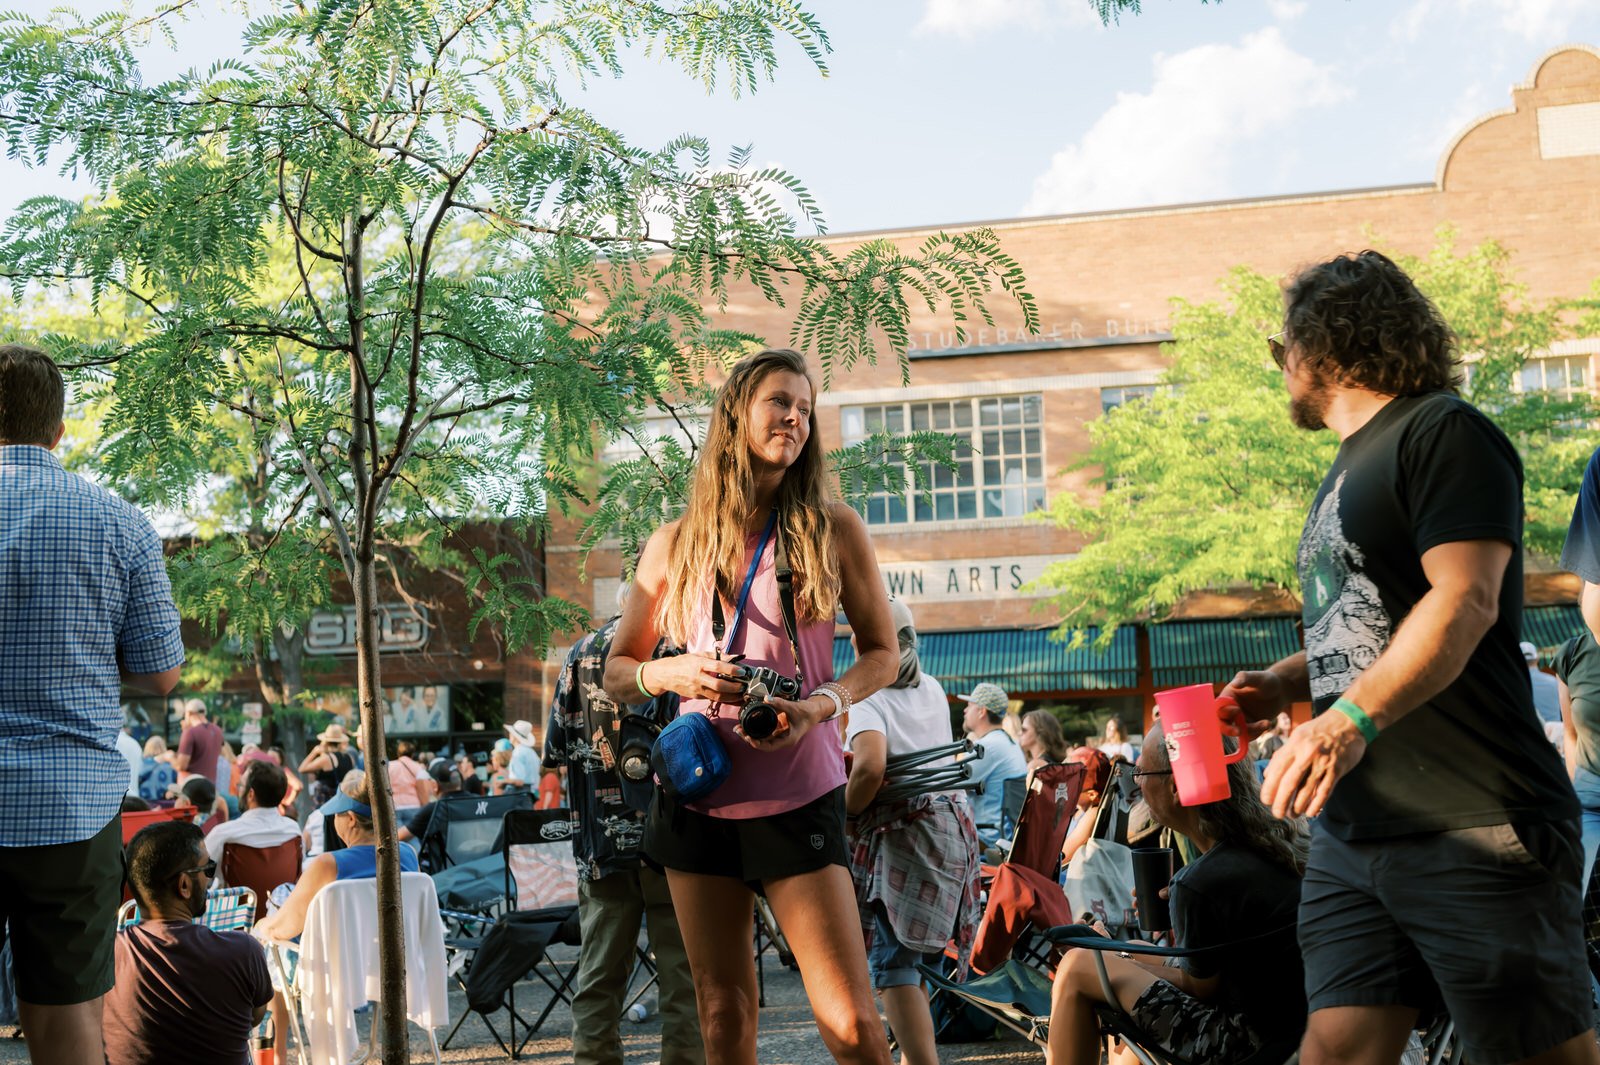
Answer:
[
  {"left": 842, "top": 408, "right": 864, "bottom": 440},
  {"left": 955, "top": 402, "right": 973, "bottom": 428},
  {"left": 956, "top": 457, "right": 976, "bottom": 486},
  {"left": 1520, "top": 366, "right": 1542, "bottom": 392},
  {"left": 1004, "top": 486, "right": 1024, "bottom": 515},
  {"left": 934, "top": 463, "right": 954, "bottom": 488},
  {"left": 1027, "top": 487, "right": 1045, "bottom": 511},
  {"left": 1002, "top": 397, "right": 1022, "bottom": 424},
  {"left": 1004, "top": 459, "right": 1023, "bottom": 483},
  {"left": 936, "top": 494, "right": 955, "bottom": 521},
  {"left": 934, "top": 404, "right": 951, "bottom": 429},
  {"left": 867, "top": 497, "right": 884, "bottom": 524},
  {"left": 1003, "top": 429, "right": 1022, "bottom": 454},
  {"left": 1548, "top": 361, "right": 1569, "bottom": 391},
  {"left": 982, "top": 431, "right": 1000, "bottom": 453},
  {"left": 1572, "top": 359, "right": 1589, "bottom": 388},
  {"left": 984, "top": 459, "right": 1001, "bottom": 483},
  {"left": 958, "top": 492, "right": 977, "bottom": 520},
  {"left": 1025, "top": 428, "right": 1040, "bottom": 454},
  {"left": 979, "top": 399, "right": 999, "bottom": 426},
  {"left": 888, "top": 496, "right": 908, "bottom": 523},
  {"left": 1101, "top": 388, "right": 1122, "bottom": 414},
  {"left": 911, "top": 404, "right": 930, "bottom": 431},
  {"left": 1023, "top": 395, "right": 1041, "bottom": 423},
  {"left": 984, "top": 491, "right": 1003, "bottom": 518},
  {"left": 914, "top": 496, "right": 933, "bottom": 522},
  {"left": 886, "top": 407, "right": 905, "bottom": 434},
  {"left": 865, "top": 407, "right": 883, "bottom": 432},
  {"left": 1026, "top": 457, "right": 1042, "bottom": 480}
]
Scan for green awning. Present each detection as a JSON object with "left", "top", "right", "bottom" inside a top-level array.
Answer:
[
  {"left": 833, "top": 626, "right": 1137, "bottom": 695},
  {"left": 1149, "top": 618, "right": 1302, "bottom": 690},
  {"left": 1524, "top": 604, "right": 1585, "bottom": 657}
]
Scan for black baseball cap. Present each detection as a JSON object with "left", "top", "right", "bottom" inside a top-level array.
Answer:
[{"left": 429, "top": 762, "right": 462, "bottom": 786}]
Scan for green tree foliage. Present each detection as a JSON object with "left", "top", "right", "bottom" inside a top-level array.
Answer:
[
  {"left": 1035, "top": 229, "right": 1599, "bottom": 640},
  {"left": 0, "top": 3, "right": 1034, "bottom": 1048},
  {"left": 1088, "top": 0, "right": 1220, "bottom": 24}
]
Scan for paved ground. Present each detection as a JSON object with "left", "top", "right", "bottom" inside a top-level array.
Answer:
[{"left": 0, "top": 943, "right": 1045, "bottom": 1063}]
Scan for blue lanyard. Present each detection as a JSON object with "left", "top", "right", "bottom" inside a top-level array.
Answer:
[{"left": 720, "top": 510, "right": 779, "bottom": 654}]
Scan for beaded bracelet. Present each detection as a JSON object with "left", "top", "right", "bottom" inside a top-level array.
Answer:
[
  {"left": 635, "top": 661, "right": 656, "bottom": 700},
  {"left": 810, "top": 681, "right": 854, "bottom": 721}
]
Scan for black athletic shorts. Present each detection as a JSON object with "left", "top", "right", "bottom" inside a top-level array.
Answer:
[
  {"left": 644, "top": 785, "right": 849, "bottom": 888},
  {"left": 0, "top": 815, "right": 124, "bottom": 1005},
  {"left": 1300, "top": 818, "right": 1590, "bottom": 1064}
]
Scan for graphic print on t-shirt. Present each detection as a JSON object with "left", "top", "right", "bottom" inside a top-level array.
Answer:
[{"left": 1299, "top": 472, "right": 1392, "bottom": 701}]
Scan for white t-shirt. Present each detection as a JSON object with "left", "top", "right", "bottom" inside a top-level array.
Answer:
[
  {"left": 117, "top": 730, "right": 142, "bottom": 796},
  {"left": 846, "top": 675, "right": 956, "bottom": 761},
  {"left": 1099, "top": 740, "right": 1135, "bottom": 763},
  {"left": 204, "top": 807, "right": 304, "bottom": 874}
]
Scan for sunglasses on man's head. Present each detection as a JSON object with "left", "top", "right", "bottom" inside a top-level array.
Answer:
[{"left": 1267, "top": 331, "right": 1288, "bottom": 369}]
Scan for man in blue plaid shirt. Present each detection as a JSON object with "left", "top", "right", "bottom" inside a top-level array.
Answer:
[{"left": 0, "top": 345, "right": 184, "bottom": 1065}]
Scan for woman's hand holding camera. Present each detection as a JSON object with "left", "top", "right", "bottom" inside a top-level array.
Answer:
[
  {"left": 738, "top": 694, "right": 831, "bottom": 752},
  {"left": 646, "top": 654, "right": 748, "bottom": 704}
]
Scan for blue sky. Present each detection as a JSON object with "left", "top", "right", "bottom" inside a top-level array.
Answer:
[{"left": 3, "top": 0, "right": 1599, "bottom": 234}]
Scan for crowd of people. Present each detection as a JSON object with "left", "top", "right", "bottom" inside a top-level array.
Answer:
[{"left": 5, "top": 245, "right": 1600, "bottom": 1065}]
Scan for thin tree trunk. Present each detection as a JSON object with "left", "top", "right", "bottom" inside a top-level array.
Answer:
[{"left": 345, "top": 206, "right": 409, "bottom": 1063}]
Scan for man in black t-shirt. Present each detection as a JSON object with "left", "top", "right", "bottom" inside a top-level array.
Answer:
[{"left": 1222, "top": 251, "right": 1589, "bottom": 1065}]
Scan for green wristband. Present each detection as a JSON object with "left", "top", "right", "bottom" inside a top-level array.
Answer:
[
  {"left": 635, "top": 661, "right": 656, "bottom": 700},
  {"left": 1332, "top": 697, "right": 1379, "bottom": 744}
]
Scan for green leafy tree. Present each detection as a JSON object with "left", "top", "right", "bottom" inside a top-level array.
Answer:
[
  {"left": 1036, "top": 229, "right": 1600, "bottom": 639},
  {"left": 0, "top": 2, "right": 1033, "bottom": 1049}
]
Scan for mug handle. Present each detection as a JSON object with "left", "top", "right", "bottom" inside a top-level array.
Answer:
[{"left": 1215, "top": 696, "right": 1249, "bottom": 764}]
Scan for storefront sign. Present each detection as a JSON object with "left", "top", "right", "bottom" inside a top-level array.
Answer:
[
  {"left": 305, "top": 604, "right": 431, "bottom": 656},
  {"left": 878, "top": 554, "right": 1061, "bottom": 604},
  {"left": 907, "top": 319, "right": 1171, "bottom": 353}
]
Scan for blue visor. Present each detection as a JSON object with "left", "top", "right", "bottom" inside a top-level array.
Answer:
[{"left": 321, "top": 791, "right": 373, "bottom": 818}]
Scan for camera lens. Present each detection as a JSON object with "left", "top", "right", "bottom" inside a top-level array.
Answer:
[
  {"left": 740, "top": 701, "right": 780, "bottom": 740},
  {"left": 620, "top": 751, "right": 652, "bottom": 782}
]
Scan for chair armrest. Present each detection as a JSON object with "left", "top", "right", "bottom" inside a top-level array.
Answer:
[{"left": 1044, "top": 924, "right": 1193, "bottom": 958}]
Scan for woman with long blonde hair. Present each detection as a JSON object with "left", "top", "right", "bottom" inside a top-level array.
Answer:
[{"left": 605, "top": 348, "right": 898, "bottom": 1064}]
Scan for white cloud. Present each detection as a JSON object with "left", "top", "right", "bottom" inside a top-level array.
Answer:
[
  {"left": 1393, "top": 0, "right": 1592, "bottom": 42},
  {"left": 1266, "top": 0, "right": 1309, "bottom": 20},
  {"left": 915, "top": 0, "right": 1099, "bottom": 39},
  {"left": 1023, "top": 28, "right": 1349, "bottom": 215}
]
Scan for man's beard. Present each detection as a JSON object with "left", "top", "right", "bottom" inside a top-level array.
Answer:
[{"left": 1289, "top": 367, "right": 1333, "bottom": 431}]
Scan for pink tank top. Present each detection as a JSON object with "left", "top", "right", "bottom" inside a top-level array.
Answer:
[{"left": 681, "top": 528, "right": 841, "bottom": 818}]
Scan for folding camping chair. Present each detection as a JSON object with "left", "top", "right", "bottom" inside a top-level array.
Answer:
[
  {"left": 265, "top": 871, "right": 448, "bottom": 1065},
  {"left": 439, "top": 807, "right": 587, "bottom": 1058},
  {"left": 965, "top": 760, "right": 1085, "bottom": 973},
  {"left": 417, "top": 792, "right": 534, "bottom": 873},
  {"left": 117, "top": 886, "right": 257, "bottom": 933},
  {"left": 222, "top": 838, "right": 303, "bottom": 921}
]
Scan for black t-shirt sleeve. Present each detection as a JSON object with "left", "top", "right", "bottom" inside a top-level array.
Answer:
[
  {"left": 1169, "top": 877, "right": 1223, "bottom": 980},
  {"left": 1563, "top": 448, "right": 1600, "bottom": 584},
  {"left": 405, "top": 804, "right": 433, "bottom": 838},
  {"left": 1401, "top": 406, "right": 1521, "bottom": 556}
]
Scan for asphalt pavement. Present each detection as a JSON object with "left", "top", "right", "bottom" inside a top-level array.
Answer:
[{"left": 0, "top": 941, "right": 1047, "bottom": 1063}]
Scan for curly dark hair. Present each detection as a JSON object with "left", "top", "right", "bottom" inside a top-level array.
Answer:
[{"left": 1284, "top": 250, "right": 1459, "bottom": 396}]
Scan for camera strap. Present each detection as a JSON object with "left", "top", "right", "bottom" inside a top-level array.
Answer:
[
  {"left": 707, "top": 509, "right": 805, "bottom": 688},
  {"left": 711, "top": 509, "right": 779, "bottom": 655}
]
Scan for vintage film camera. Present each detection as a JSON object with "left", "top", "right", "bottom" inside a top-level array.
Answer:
[{"left": 736, "top": 664, "right": 802, "bottom": 740}]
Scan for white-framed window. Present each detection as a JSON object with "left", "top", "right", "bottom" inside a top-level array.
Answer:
[
  {"left": 840, "top": 394, "right": 1045, "bottom": 526},
  {"left": 1518, "top": 354, "right": 1591, "bottom": 400},
  {"left": 1100, "top": 385, "right": 1159, "bottom": 413}
]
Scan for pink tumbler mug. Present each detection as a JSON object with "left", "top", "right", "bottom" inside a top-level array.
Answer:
[{"left": 1153, "top": 683, "right": 1248, "bottom": 806}]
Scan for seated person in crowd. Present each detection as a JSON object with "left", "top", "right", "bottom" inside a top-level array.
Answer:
[
  {"left": 175, "top": 776, "right": 229, "bottom": 836},
  {"left": 204, "top": 761, "right": 302, "bottom": 880},
  {"left": 120, "top": 795, "right": 151, "bottom": 813},
  {"left": 255, "top": 771, "right": 419, "bottom": 1042},
  {"left": 102, "top": 821, "right": 271, "bottom": 1065},
  {"left": 955, "top": 682, "right": 1028, "bottom": 853},
  {"left": 1047, "top": 724, "right": 1306, "bottom": 1065},
  {"left": 397, "top": 762, "right": 464, "bottom": 846},
  {"left": 486, "top": 747, "right": 512, "bottom": 795},
  {"left": 256, "top": 771, "right": 419, "bottom": 943},
  {"left": 1061, "top": 746, "right": 1112, "bottom": 867}
]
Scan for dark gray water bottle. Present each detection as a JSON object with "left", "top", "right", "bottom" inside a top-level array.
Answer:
[{"left": 1132, "top": 847, "right": 1175, "bottom": 933}]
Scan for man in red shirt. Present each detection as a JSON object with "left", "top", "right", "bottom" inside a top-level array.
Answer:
[{"left": 174, "top": 699, "right": 223, "bottom": 784}]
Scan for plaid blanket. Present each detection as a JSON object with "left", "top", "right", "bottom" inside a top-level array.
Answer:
[{"left": 849, "top": 793, "right": 982, "bottom": 975}]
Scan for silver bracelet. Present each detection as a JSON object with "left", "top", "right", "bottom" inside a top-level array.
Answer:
[{"left": 811, "top": 685, "right": 844, "bottom": 722}]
